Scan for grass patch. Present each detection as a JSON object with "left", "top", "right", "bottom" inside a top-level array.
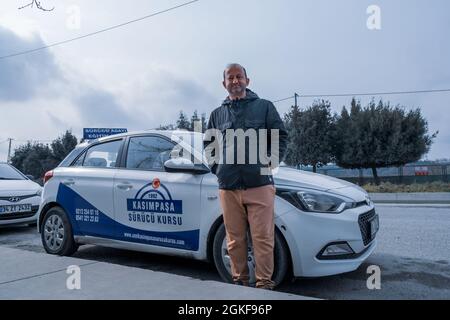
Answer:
[{"left": 362, "top": 181, "right": 450, "bottom": 193}]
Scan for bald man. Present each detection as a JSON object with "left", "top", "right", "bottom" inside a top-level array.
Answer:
[{"left": 204, "top": 64, "right": 288, "bottom": 289}]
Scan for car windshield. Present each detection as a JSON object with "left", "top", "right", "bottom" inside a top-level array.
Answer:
[{"left": 0, "top": 163, "right": 26, "bottom": 180}]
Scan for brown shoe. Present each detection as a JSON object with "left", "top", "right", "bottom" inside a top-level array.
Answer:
[
  {"left": 234, "top": 280, "right": 249, "bottom": 287},
  {"left": 256, "top": 280, "right": 275, "bottom": 290}
]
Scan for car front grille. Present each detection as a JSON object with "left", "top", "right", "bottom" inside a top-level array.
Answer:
[
  {"left": 358, "top": 209, "right": 377, "bottom": 246},
  {"left": 0, "top": 194, "right": 37, "bottom": 202},
  {"left": 0, "top": 205, "right": 39, "bottom": 221}
]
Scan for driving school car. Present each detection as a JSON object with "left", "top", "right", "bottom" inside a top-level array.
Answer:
[
  {"left": 0, "top": 163, "right": 42, "bottom": 226},
  {"left": 37, "top": 130, "right": 379, "bottom": 286}
]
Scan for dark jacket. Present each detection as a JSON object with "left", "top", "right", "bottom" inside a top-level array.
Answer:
[{"left": 204, "top": 89, "right": 288, "bottom": 190}]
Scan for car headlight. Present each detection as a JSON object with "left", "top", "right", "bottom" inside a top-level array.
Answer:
[
  {"left": 36, "top": 189, "right": 43, "bottom": 197},
  {"left": 277, "top": 189, "right": 354, "bottom": 214}
]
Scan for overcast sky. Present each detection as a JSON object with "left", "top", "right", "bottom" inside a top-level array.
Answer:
[{"left": 0, "top": 0, "right": 449, "bottom": 161}]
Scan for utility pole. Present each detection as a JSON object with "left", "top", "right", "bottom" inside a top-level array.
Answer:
[
  {"left": 294, "top": 92, "right": 299, "bottom": 107},
  {"left": 7, "top": 138, "right": 13, "bottom": 164}
]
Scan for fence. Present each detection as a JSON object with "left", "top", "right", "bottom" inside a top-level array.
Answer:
[{"left": 300, "top": 164, "right": 449, "bottom": 185}]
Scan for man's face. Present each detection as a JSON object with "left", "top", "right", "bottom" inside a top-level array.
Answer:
[{"left": 223, "top": 66, "right": 250, "bottom": 99}]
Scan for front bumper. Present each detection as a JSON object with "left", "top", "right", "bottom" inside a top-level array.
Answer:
[
  {"left": 0, "top": 200, "right": 40, "bottom": 226},
  {"left": 276, "top": 204, "right": 378, "bottom": 277}
]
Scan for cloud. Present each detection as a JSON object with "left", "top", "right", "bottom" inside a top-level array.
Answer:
[
  {"left": 0, "top": 26, "right": 216, "bottom": 138},
  {"left": 74, "top": 88, "right": 139, "bottom": 128},
  {"left": 0, "top": 26, "right": 60, "bottom": 101},
  {"left": 117, "top": 67, "right": 218, "bottom": 129}
]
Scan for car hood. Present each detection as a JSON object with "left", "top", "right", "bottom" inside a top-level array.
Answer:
[
  {"left": 0, "top": 180, "right": 41, "bottom": 197},
  {"left": 274, "top": 167, "right": 368, "bottom": 202}
]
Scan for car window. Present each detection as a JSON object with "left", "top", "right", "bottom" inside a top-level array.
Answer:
[
  {"left": 60, "top": 145, "right": 87, "bottom": 167},
  {"left": 126, "top": 136, "right": 175, "bottom": 171},
  {"left": 0, "top": 163, "right": 25, "bottom": 180},
  {"left": 72, "top": 152, "right": 86, "bottom": 167},
  {"left": 82, "top": 140, "right": 122, "bottom": 168}
]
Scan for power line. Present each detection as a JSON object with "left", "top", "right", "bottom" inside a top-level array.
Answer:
[
  {"left": 0, "top": 0, "right": 200, "bottom": 60},
  {"left": 273, "top": 88, "right": 450, "bottom": 103},
  {"left": 13, "top": 140, "right": 53, "bottom": 143}
]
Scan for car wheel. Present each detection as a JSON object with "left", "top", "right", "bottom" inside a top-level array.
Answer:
[
  {"left": 41, "top": 207, "right": 78, "bottom": 256},
  {"left": 212, "top": 223, "right": 289, "bottom": 287}
]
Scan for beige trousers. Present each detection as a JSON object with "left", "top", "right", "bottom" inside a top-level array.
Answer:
[{"left": 219, "top": 184, "right": 276, "bottom": 288}]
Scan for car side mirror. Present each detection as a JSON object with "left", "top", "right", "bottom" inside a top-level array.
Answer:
[{"left": 164, "top": 158, "right": 210, "bottom": 174}]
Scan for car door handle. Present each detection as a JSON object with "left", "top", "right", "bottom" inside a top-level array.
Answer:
[
  {"left": 117, "top": 183, "right": 133, "bottom": 191},
  {"left": 62, "top": 179, "right": 75, "bottom": 186},
  {"left": 207, "top": 195, "right": 218, "bottom": 200}
]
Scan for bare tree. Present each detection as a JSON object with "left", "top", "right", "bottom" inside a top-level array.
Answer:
[{"left": 19, "top": 0, "right": 54, "bottom": 12}]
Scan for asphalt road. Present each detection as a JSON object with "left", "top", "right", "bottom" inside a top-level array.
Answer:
[{"left": 1, "top": 204, "right": 449, "bottom": 300}]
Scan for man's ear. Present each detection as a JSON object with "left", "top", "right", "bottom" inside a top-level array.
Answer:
[
  {"left": 246, "top": 78, "right": 250, "bottom": 86},
  {"left": 222, "top": 80, "right": 226, "bottom": 89}
]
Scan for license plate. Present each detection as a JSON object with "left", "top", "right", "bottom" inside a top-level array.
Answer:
[
  {"left": 369, "top": 215, "right": 379, "bottom": 238},
  {"left": 0, "top": 204, "right": 32, "bottom": 214}
]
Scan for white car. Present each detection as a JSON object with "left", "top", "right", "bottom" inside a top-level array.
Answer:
[
  {"left": 37, "top": 130, "right": 379, "bottom": 286},
  {"left": 0, "top": 163, "right": 42, "bottom": 227}
]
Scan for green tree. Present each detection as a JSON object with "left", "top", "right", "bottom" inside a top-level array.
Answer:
[
  {"left": 156, "top": 124, "right": 176, "bottom": 130},
  {"left": 284, "top": 100, "right": 335, "bottom": 172},
  {"left": 189, "top": 110, "right": 208, "bottom": 133},
  {"left": 190, "top": 110, "right": 200, "bottom": 132},
  {"left": 11, "top": 131, "right": 78, "bottom": 182},
  {"left": 284, "top": 104, "right": 302, "bottom": 168},
  {"left": 11, "top": 142, "right": 55, "bottom": 180},
  {"left": 51, "top": 130, "right": 78, "bottom": 163},
  {"left": 159, "top": 111, "right": 207, "bottom": 132},
  {"left": 176, "top": 111, "right": 191, "bottom": 130},
  {"left": 334, "top": 98, "right": 437, "bottom": 185},
  {"left": 201, "top": 113, "right": 207, "bottom": 133}
]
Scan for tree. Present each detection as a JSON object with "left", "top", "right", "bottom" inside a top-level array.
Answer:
[
  {"left": 51, "top": 130, "right": 78, "bottom": 163},
  {"left": 284, "top": 104, "right": 302, "bottom": 168},
  {"left": 10, "top": 131, "right": 78, "bottom": 182},
  {"left": 158, "top": 111, "right": 207, "bottom": 132},
  {"left": 334, "top": 98, "right": 438, "bottom": 185},
  {"left": 11, "top": 142, "right": 55, "bottom": 180},
  {"left": 10, "top": 142, "right": 34, "bottom": 174},
  {"left": 19, "top": 0, "right": 54, "bottom": 11},
  {"left": 190, "top": 110, "right": 208, "bottom": 133},
  {"left": 284, "top": 100, "right": 335, "bottom": 172},
  {"left": 156, "top": 124, "right": 176, "bottom": 130},
  {"left": 190, "top": 110, "right": 200, "bottom": 132},
  {"left": 176, "top": 111, "right": 191, "bottom": 130},
  {"left": 201, "top": 113, "right": 208, "bottom": 133}
]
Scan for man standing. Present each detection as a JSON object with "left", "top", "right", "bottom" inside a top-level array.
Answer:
[{"left": 204, "top": 63, "right": 288, "bottom": 289}]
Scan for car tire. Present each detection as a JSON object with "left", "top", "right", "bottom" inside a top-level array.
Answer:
[
  {"left": 212, "top": 223, "right": 289, "bottom": 287},
  {"left": 41, "top": 207, "right": 78, "bottom": 256}
]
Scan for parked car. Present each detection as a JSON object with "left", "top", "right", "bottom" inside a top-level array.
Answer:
[
  {"left": 37, "top": 130, "right": 379, "bottom": 286},
  {"left": 0, "top": 163, "right": 42, "bottom": 227}
]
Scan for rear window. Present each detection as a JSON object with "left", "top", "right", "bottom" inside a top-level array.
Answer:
[
  {"left": 79, "top": 140, "right": 122, "bottom": 168},
  {"left": 59, "top": 145, "right": 87, "bottom": 167}
]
